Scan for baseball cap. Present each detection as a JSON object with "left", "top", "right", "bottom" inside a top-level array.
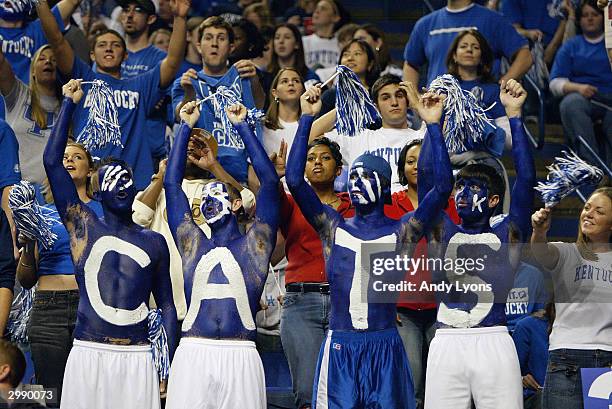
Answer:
[{"left": 117, "top": 0, "right": 157, "bottom": 15}]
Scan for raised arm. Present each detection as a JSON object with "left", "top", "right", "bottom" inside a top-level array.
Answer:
[
  {"left": 0, "top": 47, "right": 15, "bottom": 97},
  {"left": 151, "top": 237, "right": 178, "bottom": 365},
  {"left": 163, "top": 103, "right": 200, "bottom": 240},
  {"left": 56, "top": 0, "right": 82, "bottom": 26},
  {"left": 36, "top": 0, "right": 74, "bottom": 76},
  {"left": 286, "top": 90, "right": 334, "bottom": 232},
  {"left": 226, "top": 104, "right": 279, "bottom": 229},
  {"left": 402, "top": 84, "right": 452, "bottom": 229},
  {"left": 43, "top": 80, "right": 82, "bottom": 217},
  {"left": 501, "top": 79, "right": 535, "bottom": 237},
  {"left": 159, "top": 0, "right": 190, "bottom": 88},
  {"left": 530, "top": 207, "right": 560, "bottom": 270}
]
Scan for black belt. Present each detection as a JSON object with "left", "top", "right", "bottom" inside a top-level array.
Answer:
[{"left": 286, "top": 282, "right": 330, "bottom": 294}]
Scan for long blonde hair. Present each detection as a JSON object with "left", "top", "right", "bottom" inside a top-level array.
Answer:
[
  {"left": 29, "top": 45, "right": 61, "bottom": 130},
  {"left": 576, "top": 186, "right": 612, "bottom": 260}
]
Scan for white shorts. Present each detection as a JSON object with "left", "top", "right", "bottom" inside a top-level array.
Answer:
[
  {"left": 61, "top": 340, "right": 160, "bottom": 409},
  {"left": 424, "top": 326, "right": 523, "bottom": 409},
  {"left": 165, "top": 337, "right": 266, "bottom": 409}
]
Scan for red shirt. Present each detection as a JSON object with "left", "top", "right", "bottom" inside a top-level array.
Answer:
[
  {"left": 385, "top": 190, "right": 461, "bottom": 310},
  {"left": 280, "top": 191, "right": 354, "bottom": 284}
]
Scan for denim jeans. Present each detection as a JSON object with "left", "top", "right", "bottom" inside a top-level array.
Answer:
[
  {"left": 27, "top": 290, "right": 79, "bottom": 408},
  {"left": 396, "top": 308, "right": 437, "bottom": 409},
  {"left": 542, "top": 348, "right": 612, "bottom": 409},
  {"left": 559, "top": 92, "right": 612, "bottom": 165},
  {"left": 280, "top": 291, "right": 330, "bottom": 409}
]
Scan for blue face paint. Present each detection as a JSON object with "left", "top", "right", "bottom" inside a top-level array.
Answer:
[
  {"left": 348, "top": 166, "right": 381, "bottom": 207},
  {"left": 200, "top": 181, "right": 232, "bottom": 226},
  {"left": 0, "top": 0, "right": 31, "bottom": 21},
  {"left": 454, "top": 177, "right": 491, "bottom": 223},
  {"left": 98, "top": 163, "right": 137, "bottom": 214}
]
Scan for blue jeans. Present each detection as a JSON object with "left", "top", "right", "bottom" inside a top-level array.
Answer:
[
  {"left": 559, "top": 92, "right": 612, "bottom": 165},
  {"left": 27, "top": 290, "right": 79, "bottom": 408},
  {"left": 396, "top": 308, "right": 436, "bottom": 409},
  {"left": 280, "top": 291, "right": 330, "bottom": 409},
  {"left": 542, "top": 348, "right": 612, "bottom": 409}
]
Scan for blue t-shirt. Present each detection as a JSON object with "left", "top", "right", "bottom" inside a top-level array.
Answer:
[
  {"left": 501, "top": 0, "right": 560, "bottom": 45},
  {"left": 37, "top": 201, "right": 103, "bottom": 276},
  {"left": 505, "top": 262, "right": 549, "bottom": 331},
  {"left": 69, "top": 57, "right": 165, "bottom": 190},
  {"left": 123, "top": 45, "right": 168, "bottom": 159},
  {"left": 459, "top": 79, "right": 505, "bottom": 119},
  {"left": 512, "top": 315, "right": 549, "bottom": 397},
  {"left": 550, "top": 35, "right": 612, "bottom": 94},
  {"left": 0, "top": 120, "right": 20, "bottom": 189},
  {"left": 404, "top": 4, "right": 528, "bottom": 85},
  {"left": 176, "top": 60, "right": 202, "bottom": 78},
  {"left": 171, "top": 66, "right": 261, "bottom": 184},
  {"left": 0, "top": 6, "right": 65, "bottom": 84}
]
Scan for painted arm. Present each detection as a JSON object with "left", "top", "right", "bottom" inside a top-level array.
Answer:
[
  {"left": 151, "top": 237, "right": 178, "bottom": 365},
  {"left": 163, "top": 122, "right": 198, "bottom": 240},
  {"left": 43, "top": 98, "right": 80, "bottom": 218},
  {"left": 408, "top": 122, "right": 452, "bottom": 229},
  {"left": 159, "top": 0, "right": 190, "bottom": 88},
  {"left": 507, "top": 118, "right": 535, "bottom": 237},
  {"left": 36, "top": 0, "right": 74, "bottom": 76}
]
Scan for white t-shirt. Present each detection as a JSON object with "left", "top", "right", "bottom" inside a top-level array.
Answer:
[
  {"left": 303, "top": 34, "right": 339, "bottom": 69},
  {"left": 263, "top": 120, "right": 299, "bottom": 192},
  {"left": 324, "top": 126, "right": 426, "bottom": 192},
  {"left": 547, "top": 242, "right": 612, "bottom": 351},
  {"left": 5, "top": 81, "right": 59, "bottom": 185}
]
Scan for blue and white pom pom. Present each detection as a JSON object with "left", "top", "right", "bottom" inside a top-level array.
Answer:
[
  {"left": 550, "top": 0, "right": 580, "bottom": 19},
  {"left": 535, "top": 150, "right": 604, "bottom": 207},
  {"left": 8, "top": 181, "right": 58, "bottom": 250},
  {"left": 200, "top": 86, "right": 265, "bottom": 134},
  {"left": 332, "top": 65, "right": 381, "bottom": 137},
  {"left": 148, "top": 309, "right": 170, "bottom": 380},
  {"left": 6, "top": 287, "right": 35, "bottom": 344},
  {"left": 428, "top": 74, "right": 497, "bottom": 154},
  {"left": 77, "top": 80, "right": 123, "bottom": 151}
]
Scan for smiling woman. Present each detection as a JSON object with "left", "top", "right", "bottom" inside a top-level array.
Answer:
[{"left": 530, "top": 186, "right": 612, "bottom": 409}]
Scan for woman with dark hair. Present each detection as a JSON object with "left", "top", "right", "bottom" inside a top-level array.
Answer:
[
  {"left": 386, "top": 138, "right": 459, "bottom": 409},
  {"left": 354, "top": 23, "right": 403, "bottom": 77},
  {"left": 531, "top": 186, "right": 612, "bottom": 409},
  {"left": 0, "top": 45, "right": 61, "bottom": 196},
  {"left": 550, "top": 0, "right": 612, "bottom": 165},
  {"left": 229, "top": 18, "right": 266, "bottom": 65},
  {"left": 17, "top": 141, "right": 103, "bottom": 406},
  {"left": 264, "top": 68, "right": 306, "bottom": 156},
  {"left": 319, "top": 38, "right": 380, "bottom": 115},
  {"left": 446, "top": 29, "right": 512, "bottom": 148},
  {"left": 268, "top": 23, "right": 321, "bottom": 88}
]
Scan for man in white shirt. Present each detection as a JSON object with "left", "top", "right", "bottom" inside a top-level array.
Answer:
[{"left": 310, "top": 74, "right": 425, "bottom": 192}]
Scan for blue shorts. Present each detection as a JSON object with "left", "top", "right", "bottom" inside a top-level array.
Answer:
[{"left": 312, "top": 327, "right": 415, "bottom": 409}]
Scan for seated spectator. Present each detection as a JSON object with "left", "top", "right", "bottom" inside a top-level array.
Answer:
[
  {"left": 311, "top": 75, "right": 424, "bottom": 192},
  {"left": 402, "top": 0, "right": 532, "bottom": 87},
  {"left": 505, "top": 262, "right": 549, "bottom": 332},
  {"left": 354, "top": 23, "right": 403, "bottom": 77},
  {"left": 0, "top": 45, "right": 60, "bottom": 194},
  {"left": 0, "top": 339, "right": 45, "bottom": 409},
  {"left": 512, "top": 303, "right": 553, "bottom": 409},
  {"left": 150, "top": 28, "right": 171, "bottom": 51},
  {"left": 268, "top": 23, "right": 321, "bottom": 88},
  {"left": 446, "top": 29, "right": 512, "bottom": 147},
  {"left": 302, "top": 0, "right": 348, "bottom": 70},
  {"left": 319, "top": 39, "right": 380, "bottom": 116},
  {"left": 243, "top": 2, "right": 274, "bottom": 30},
  {"left": 550, "top": 0, "right": 612, "bottom": 165}
]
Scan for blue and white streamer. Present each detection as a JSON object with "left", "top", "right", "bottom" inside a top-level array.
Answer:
[
  {"left": 77, "top": 80, "right": 122, "bottom": 151},
  {"left": 8, "top": 181, "right": 59, "bottom": 250},
  {"left": 535, "top": 150, "right": 604, "bottom": 207},
  {"left": 148, "top": 309, "right": 170, "bottom": 380},
  {"left": 334, "top": 65, "right": 381, "bottom": 137},
  {"left": 550, "top": 0, "right": 580, "bottom": 19},
  {"left": 200, "top": 84, "right": 265, "bottom": 136},
  {"left": 7, "top": 287, "right": 35, "bottom": 344},
  {"left": 428, "top": 74, "right": 497, "bottom": 154}
]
